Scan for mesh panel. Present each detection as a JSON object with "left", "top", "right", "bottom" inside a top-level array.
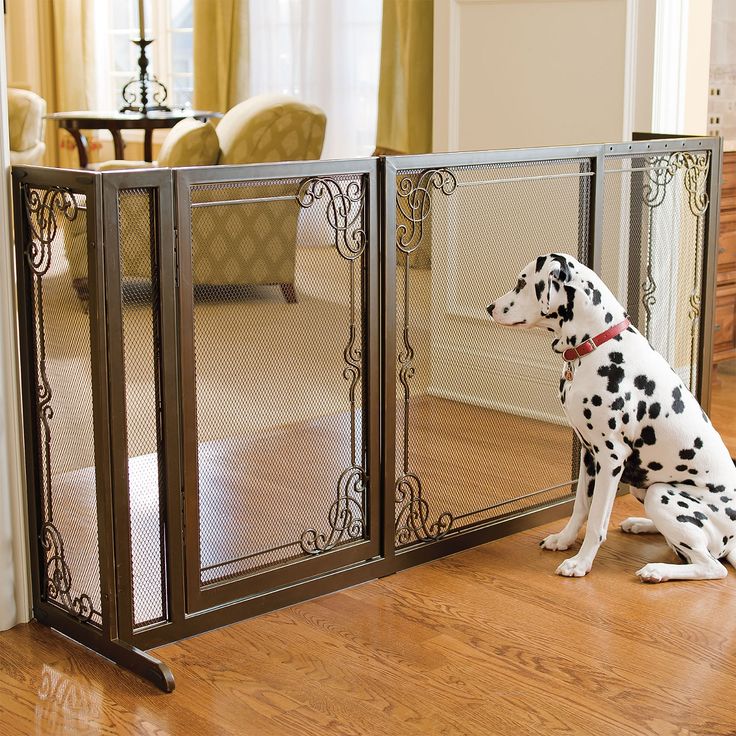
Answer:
[
  {"left": 188, "top": 175, "right": 367, "bottom": 584},
  {"left": 393, "top": 161, "right": 590, "bottom": 549},
  {"left": 24, "top": 186, "right": 102, "bottom": 626},
  {"left": 117, "top": 188, "right": 167, "bottom": 630},
  {"left": 602, "top": 152, "right": 710, "bottom": 396}
]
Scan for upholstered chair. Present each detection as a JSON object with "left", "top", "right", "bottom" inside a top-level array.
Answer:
[
  {"left": 8, "top": 88, "right": 47, "bottom": 166},
  {"left": 64, "top": 95, "right": 327, "bottom": 304}
]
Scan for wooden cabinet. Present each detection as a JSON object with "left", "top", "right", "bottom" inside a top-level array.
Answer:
[{"left": 715, "top": 150, "right": 736, "bottom": 364}]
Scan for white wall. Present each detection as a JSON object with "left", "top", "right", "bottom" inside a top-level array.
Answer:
[{"left": 0, "top": 5, "right": 31, "bottom": 629}]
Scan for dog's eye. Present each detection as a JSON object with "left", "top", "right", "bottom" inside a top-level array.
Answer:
[{"left": 515, "top": 278, "right": 526, "bottom": 293}]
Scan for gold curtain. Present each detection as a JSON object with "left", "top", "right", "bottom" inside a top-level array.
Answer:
[
  {"left": 193, "top": 0, "right": 250, "bottom": 113},
  {"left": 375, "top": 0, "right": 433, "bottom": 155},
  {"left": 39, "top": 0, "right": 97, "bottom": 166}
]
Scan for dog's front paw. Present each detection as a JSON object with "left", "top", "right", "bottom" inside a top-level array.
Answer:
[
  {"left": 539, "top": 531, "right": 576, "bottom": 551},
  {"left": 636, "top": 563, "right": 667, "bottom": 583},
  {"left": 556, "top": 556, "right": 592, "bottom": 577}
]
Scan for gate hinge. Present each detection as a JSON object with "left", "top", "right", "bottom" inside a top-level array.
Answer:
[{"left": 173, "top": 227, "right": 180, "bottom": 287}]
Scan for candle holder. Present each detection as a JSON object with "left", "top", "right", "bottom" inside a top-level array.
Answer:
[{"left": 119, "top": 38, "right": 171, "bottom": 114}]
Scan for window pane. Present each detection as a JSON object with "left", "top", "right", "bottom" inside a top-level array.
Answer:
[
  {"left": 172, "top": 31, "right": 193, "bottom": 75},
  {"left": 172, "top": 76, "right": 193, "bottom": 107},
  {"left": 171, "top": 0, "right": 193, "bottom": 28},
  {"left": 110, "top": 0, "right": 132, "bottom": 30},
  {"left": 112, "top": 34, "right": 136, "bottom": 73}
]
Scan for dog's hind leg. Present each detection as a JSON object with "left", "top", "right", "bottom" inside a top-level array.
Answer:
[
  {"left": 620, "top": 517, "right": 659, "bottom": 534},
  {"left": 635, "top": 483, "right": 727, "bottom": 583}
]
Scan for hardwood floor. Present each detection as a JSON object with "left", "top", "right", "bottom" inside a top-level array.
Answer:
[
  {"left": 711, "top": 362, "right": 736, "bottom": 456},
  {"left": 3, "top": 494, "right": 736, "bottom": 735}
]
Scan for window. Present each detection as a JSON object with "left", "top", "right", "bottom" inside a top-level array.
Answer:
[{"left": 94, "top": 0, "right": 193, "bottom": 111}]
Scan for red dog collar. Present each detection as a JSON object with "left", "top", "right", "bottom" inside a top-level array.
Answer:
[{"left": 562, "top": 319, "right": 631, "bottom": 362}]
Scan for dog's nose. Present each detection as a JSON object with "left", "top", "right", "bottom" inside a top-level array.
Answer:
[{"left": 487, "top": 303, "right": 495, "bottom": 316}]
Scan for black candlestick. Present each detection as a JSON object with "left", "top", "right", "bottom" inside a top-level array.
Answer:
[{"left": 120, "top": 38, "right": 171, "bottom": 114}]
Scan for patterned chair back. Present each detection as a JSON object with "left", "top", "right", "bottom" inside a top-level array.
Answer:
[{"left": 216, "top": 94, "right": 326, "bottom": 165}]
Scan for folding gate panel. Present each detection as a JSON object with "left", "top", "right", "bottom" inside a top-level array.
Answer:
[
  {"left": 385, "top": 152, "right": 597, "bottom": 551},
  {"left": 600, "top": 148, "right": 713, "bottom": 400},
  {"left": 176, "top": 162, "right": 380, "bottom": 611}
]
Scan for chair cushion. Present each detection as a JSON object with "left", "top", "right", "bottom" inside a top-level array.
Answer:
[
  {"left": 157, "top": 118, "right": 220, "bottom": 167},
  {"left": 8, "top": 88, "right": 46, "bottom": 153}
]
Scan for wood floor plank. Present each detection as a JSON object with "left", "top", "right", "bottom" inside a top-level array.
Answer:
[{"left": 3, "top": 495, "right": 736, "bottom": 735}]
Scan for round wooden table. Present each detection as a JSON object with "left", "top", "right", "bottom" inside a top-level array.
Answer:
[{"left": 45, "top": 109, "right": 223, "bottom": 168}]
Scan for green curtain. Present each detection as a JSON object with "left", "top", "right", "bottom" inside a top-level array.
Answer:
[
  {"left": 193, "top": 0, "right": 250, "bottom": 112},
  {"left": 375, "top": 0, "right": 434, "bottom": 155}
]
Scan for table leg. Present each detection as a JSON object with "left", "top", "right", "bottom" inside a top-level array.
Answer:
[
  {"left": 66, "top": 128, "right": 89, "bottom": 169},
  {"left": 111, "top": 129, "right": 126, "bottom": 160},
  {"left": 144, "top": 129, "right": 153, "bottom": 162}
]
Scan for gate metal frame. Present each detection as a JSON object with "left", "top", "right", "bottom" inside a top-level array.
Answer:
[{"left": 11, "top": 135, "right": 722, "bottom": 692}]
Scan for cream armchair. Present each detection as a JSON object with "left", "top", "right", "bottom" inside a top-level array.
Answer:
[
  {"left": 8, "top": 88, "right": 46, "bottom": 165},
  {"left": 64, "top": 95, "right": 327, "bottom": 304}
]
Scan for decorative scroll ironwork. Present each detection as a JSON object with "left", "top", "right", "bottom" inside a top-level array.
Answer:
[
  {"left": 396, "top": 168, "right": 457, "bottom": 253},
  {"left": 640, "top": 152, "right": 710, "bottom": 339},
  {"left": 300, "top": 467, "right": 365, "bottom": 554},
  {"left": 395, "top": 473, "right": 454, "bottom": 546},
  {"left": 296, "top": 176, "right": 367, "bottom": 260},
  {"left": 296, "top": 176, "right": 367, "bottom": 554},
  {"left": 41, "top": 523, "right": 96, "bottom": 622},
  {"left": 22, "top": 185, "right": 99, "bottom": 623},
  {"left": 394, "top": 169, "right": 458, "bottom": 546}
]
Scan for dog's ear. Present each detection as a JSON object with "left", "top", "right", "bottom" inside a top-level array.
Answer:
[{"left": 537, "top": 255, "right": 570, "bottom": 314}]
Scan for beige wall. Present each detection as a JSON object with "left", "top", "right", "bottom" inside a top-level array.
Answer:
[{"left": 433, "top": 0, "right": 713, "bottom": 152}]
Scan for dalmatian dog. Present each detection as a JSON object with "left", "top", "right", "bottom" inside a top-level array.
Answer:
[{"left": 487, "top": 253, "right": 736, "bottom": 582}]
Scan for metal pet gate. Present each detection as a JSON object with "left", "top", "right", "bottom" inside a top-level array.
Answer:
[{"left": 12, "top": 136, "right": 721, "bottom": 691}]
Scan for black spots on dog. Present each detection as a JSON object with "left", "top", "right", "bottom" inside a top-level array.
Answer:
[
  {"left": 680, "top": 491, "right": 697, "bottom": 502},
  {"left": 583, "top": 397, "right": 588, "bottom": 404},
  {"left": 726, "top": 508, "right": 736, "bottom": 521},
  {"left": 676, "top": 513, "right": 706, "bottom": 528},
  {"left": 558, "top": 285, "right": 576, "bottom": 323},
  {"left": 592, "top": 395, "right": 602, "bottom": 406},
  {"left": 586, "top": 423, "right": 593, "bottom": 430},
  {"left": 605, "top": 312, "right": 613, "bottom": 324},
  {"left": 583, "top": 408, "right": 592, "bottom": 420},
  {"left": 661, "top": 495, "right": 669, "bottom": 504},
  {"left": 559, "top": 377, "right": 566, "bottom": 396},
  {"left": 622, "top": 413, "right": 630, "bottom": 424},
  {"left": 611, "top": 397, "right": 624, "bottom": 411},
  {"left": 587, "top": 480, "right": 595, "bottom": 497},
  {"left": 611, "top": 465, "right": 621, "bottom": 477},
  {"left": 688, "top": 469, "right": 698, "bottom": 475},
  {"left": 647, "top": 462, "right": 663, "bottom": 471},
  {"left": 679, "top": 448, "right": 696, "bottom": 460},
  {"left": 681, "top": 541, "right": 692, "bottom": 550},
  {"left": 639, "top": 426, "right": 657, "bottom": 445},
  {"left": 598, "top": 363, "right": 626, "bottom": 393},
  {"left": 605, "top": 440, "right": 614, "bottom": 450},
  {"left": 535, "top": 255, "right": 547, "bottom": 273},
  {"left": 611, "top": 453, "right": 618, "bottom": 460},
  {"left": 681, "top": 479, "right": 697, "bottom": 486},
  {"left": 608, "top": 417, "right": 617, "bottom": 430},
  {"left": 721, "top": 495, "right": 731, "bottom": 504},
  {"left": 672, "top": 387, "right": 685, "bottom": 414},
  {"left": 677, "top": 501, "right": 689, "bottom": 508},
  {"left": 694, "top": 437, "right": 703, "bottom": 449},
  {"left": 676, "top": 464, "right": 688, "bottom": 472},
  {"left": 648, "top": 403, "right": 660, "bottom": 419},
  {"left": 708, "top": 504, "right": 719, "bottom": 512},
  {"left": 634, "top": 375, "right": 656, "bottom": 396},
  {"left": 621, "top": 450, "right": 648, "bottom": 488},
  {"left": 609, "top": 352, "right": 624, "bottom": 365},
  {"left": 513, "top": 278, "right": 527, "bottom": 294},
  {"left": 636, "top": 401, "right": 647, "bottom": 421},
  {"left": 535, "top": 280, "right": 545, "bottom": 301},
  {"left": 591, "top": 289, "right": 602, "bottom": 305},
  {"left": 625, "top": 392, "right": 631, "bottom": 401},
  {"left": 707, "top": 483, "right": 726, "bottom": 494}
]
